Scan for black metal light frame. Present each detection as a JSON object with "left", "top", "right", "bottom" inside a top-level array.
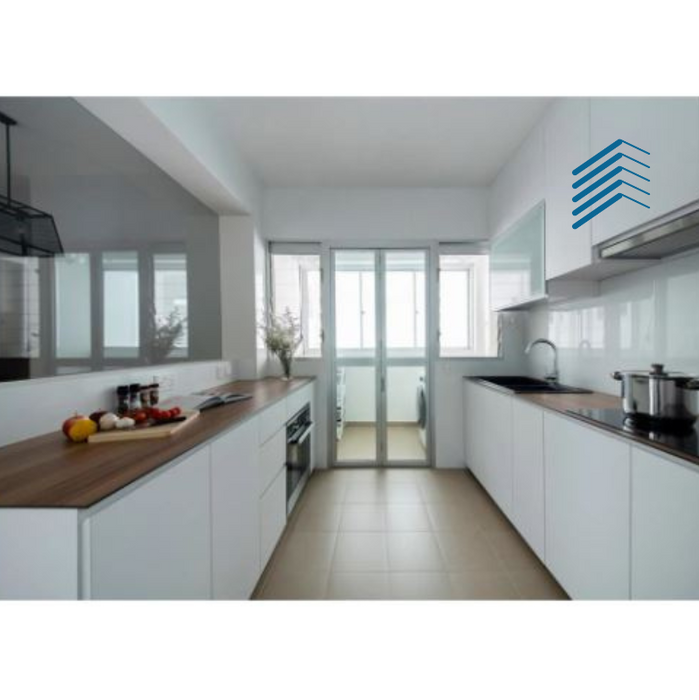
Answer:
[{"left": 0, "top": 110, "right": 64, "bottom": 257}]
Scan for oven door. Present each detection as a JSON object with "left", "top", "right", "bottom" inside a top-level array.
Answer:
[{"left": 286, "top": 420, "right": 313, "bottom": 513}]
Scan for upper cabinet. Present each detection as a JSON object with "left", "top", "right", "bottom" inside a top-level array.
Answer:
[
  {"left": 488, "top": 122, "right": 545, "bottom": 240},
  {"left": 589, "top": 98, "right": 699, "bottom": 245},
  {"left": 490, "top": 201, "right": 546, "bottom": 310},
  {"left": 544, "top": 98, "right": 594, "bottom": 279}
]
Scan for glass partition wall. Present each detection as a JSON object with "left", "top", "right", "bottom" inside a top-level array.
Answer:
[{"left": 332, "top": 249, "right": 430, "bottom": 467}]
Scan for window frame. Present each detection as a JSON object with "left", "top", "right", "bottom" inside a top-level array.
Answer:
[
  {"left": 268, "top": 242, "right": 323, "bottom": 359},
  {"left": 437, "top": 243, "right": 502, "bottom": 360}
]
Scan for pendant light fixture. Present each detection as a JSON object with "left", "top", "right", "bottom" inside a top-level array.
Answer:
[{"left": 0, "top": 110, "right": 64, "bottom": 257}]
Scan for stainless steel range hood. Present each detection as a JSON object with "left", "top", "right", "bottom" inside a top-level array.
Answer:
[{"left": 599, "top": 207, "right": 699, "bottom": 260}]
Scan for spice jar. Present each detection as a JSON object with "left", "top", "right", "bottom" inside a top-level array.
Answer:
[
  {"left": 116, "top": 385, "right": 129, "bottom": 416},
  {"left": 140, "top": 384, "right": 151, "bottom": 412},
  {"left": 150, "top": 382, "right": 160, "bottom": 407},
  {"left": 129, "top": 383, "right": 142, "bottom": 414}
]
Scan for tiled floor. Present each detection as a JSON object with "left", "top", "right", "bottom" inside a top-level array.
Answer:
[
  {"left": 254, "top": 468, "right": 568, "bottom": 600},
  {"left": 337, "top": 425, "right": 426, "bottom": 462}
]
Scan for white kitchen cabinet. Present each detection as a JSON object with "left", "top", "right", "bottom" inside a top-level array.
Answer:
[
  {"left": 488, "top": 121, "right": 546, "bottom": 240},
  {"left": 259, "top": 427, "right": 286, "bottom": 496},
  {"left": 87, "top": 447, "right": 212, "bottom": 600},
  {"left": 544, "top": 413, "right": 630, "bottom": 599},
  {"left": 590, "top": 98, "right": 699, "bottom": 245},
  {"left": 511, "top": 400, "right": 545, "bottom": 561},
  {"left": 631, "top": 447, "right": 699, "bottom": 599},
  {"left": 463, "top": 380, "right": 483, "bottom": 481},
  {"left": 260, "top": 468, "right": 287, "bottom": 569},
  {"left": 211, "top": 418, "right": 260, "bottom": 600},
  {"left": 544, "top": 98, "right": 594, "bottom": 279},
  {"left": 490, "top": 201, "right": 546, "bottom": 310}
]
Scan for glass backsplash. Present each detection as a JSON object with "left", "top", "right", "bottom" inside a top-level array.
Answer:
[{"left": 0, "top": 97, "right": 221, "bottom": 382}]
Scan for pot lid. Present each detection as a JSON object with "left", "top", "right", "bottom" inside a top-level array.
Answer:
[{"left": 612, "top": 364, "right": 695, "bottom": 380}]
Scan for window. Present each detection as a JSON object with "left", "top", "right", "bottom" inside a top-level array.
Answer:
[
  {"left": 270, "top": 246, "right": 322, "bottom": 357},
  {"left": 103, "top": 251, "right": 140, "bottom": 358},
  {"left": 439, "top": 250, "right": 500, "bottom": 358},
  {"left": 55, "top": 253, "right": 91, "bottom": 359},
  {"left": 154, "top": 253, "right": 188, "bottom": 354}
]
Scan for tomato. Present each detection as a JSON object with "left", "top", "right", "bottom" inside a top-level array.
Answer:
[
  {"left": 151, "top": 408, "right": 163, "bottom": 419},
  {"left": 172, "top": 406, "right": 181, "bottom": 417},
  {"left": 133, "top": 411, "right": 148, "bottom": 424}
]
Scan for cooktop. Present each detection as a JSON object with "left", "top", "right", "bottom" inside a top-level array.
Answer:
[{"left": 566, "top": 408, "right": 699, "bottom": 463}]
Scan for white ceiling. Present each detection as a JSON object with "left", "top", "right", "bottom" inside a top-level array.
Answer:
[{"left": 150, "top": 97, "right": 553, "bottom": 188}]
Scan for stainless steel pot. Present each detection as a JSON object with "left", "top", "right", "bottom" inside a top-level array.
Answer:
[{"left": 611, "top": 363, "right": 699, "bottom": 427}]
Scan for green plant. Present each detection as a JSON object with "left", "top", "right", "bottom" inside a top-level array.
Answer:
[
  {"left": 259, "top": 309, "right": 302, "bottom": 379},
  {"left": 146, "top": 306, "right": 185, "bottom": 363}
]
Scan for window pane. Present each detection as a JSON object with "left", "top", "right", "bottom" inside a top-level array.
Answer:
[
  {"left": 385, "top": 250, "right": 426, "bottom": 359},
  {"left": 0, "top": 256, "right": 41, "bottom": 363},
  {"left": 333, "top": 251, "right": 375, "bottom": 358},
  {"left": 103, "top": 251, "right": 139, "bottom": 357},
  {"left": 55, "top": 253, "right": 91, "bottom": 359},
  {"left": 439, "top": 253, "right": 499, "bottom": 358},
  {"left": 271, "top": 253, "right": 322, "bottom": 357},
  {"left": 154, "top": 253, "right": 188, "bottom": 353}
]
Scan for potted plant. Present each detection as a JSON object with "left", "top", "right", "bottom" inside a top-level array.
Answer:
[
  {"left": 145, "top": 303, "right": 186, "bottom": 364},
  {"left": 259, "top": 309, "right": 302, "bottom": 380}
]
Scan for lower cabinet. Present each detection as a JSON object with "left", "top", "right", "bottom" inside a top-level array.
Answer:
[
  {"left": 511, "top": 400, "right": 545, "bottom": 560},
  {"left": 211, "top": 418, "right": 260, "bottom": 600},
  {"left": 87, "top": 447, "right": 212, "bottom": 600},
  {"left": 631, "top": 447, "right": 699, "bottom": 600},
  {"left": 464, "top": 382, "right": 513, "bottom": 518},
  {"left": 260, "top": 469, "right": 287, "bottom": 568},
  {"left": 544, "top": 413, "right": 631, "bottom": 600}
]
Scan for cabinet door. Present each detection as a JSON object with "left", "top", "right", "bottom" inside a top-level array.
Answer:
[
  {"left": 511, "top": 400, "right": 545, "bottom": 560},
  {"left": 631, "top": 447, "right": 699, "bottom": 599},
  {"left": 258, "top": 427, "right": 286, "bottom": 496},
  {"left": 211, "top": 419, "right": 260, "bottom": 600},
  {"left": 479, "top": 387, "right": 514, "bottom": 518},
  {"left": 260, "top": 469, "right": 287, "bottom": 569},
  {"left": 88, "top": 448, "right": 212, "bottom": 600},
  {"left": 544, "top": 414, "right": 630, "bottom": 599},
  {"left": 590, "top": 98, "right": 699, "bottom": 245},
  {"left": 463, "top": 381, "right": 483, "bottom": 480},
  {"left": 545, "top": 98, "right": 593, "bottom": 279},
  {"left": 490, "top": 202, "right": 546, "bottom": 310}
]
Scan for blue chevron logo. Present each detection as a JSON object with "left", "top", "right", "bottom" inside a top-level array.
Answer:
[{"left": 572, "top": 139, "right": 650, "bottom": 229}]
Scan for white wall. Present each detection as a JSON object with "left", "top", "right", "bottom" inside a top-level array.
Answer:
[
  {"left": 0, "top": 360, "right": 234, "bottom": 447},
  {"left": 525, "top": 249, "right": 699, "bottom": 394},
  {"left": 262, "top": 187, "right": 489, "bottom": 242}
]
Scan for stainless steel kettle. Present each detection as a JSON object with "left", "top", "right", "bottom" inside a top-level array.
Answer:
[{"left": 611, "top": 363, "right": 699, "bottom": 427}]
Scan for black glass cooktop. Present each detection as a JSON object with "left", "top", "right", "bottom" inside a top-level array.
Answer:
[{"left": 566, "top": 408, "right": 699, "bottom": 463}]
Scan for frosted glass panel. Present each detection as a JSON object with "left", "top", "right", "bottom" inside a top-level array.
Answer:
[{"left": 490, "top": 202, "right": 545, "bottom": 310}]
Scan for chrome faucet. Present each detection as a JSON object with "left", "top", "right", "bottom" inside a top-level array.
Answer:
[{"left": 525, "top": 338, "right": 559, "bottom": 384}]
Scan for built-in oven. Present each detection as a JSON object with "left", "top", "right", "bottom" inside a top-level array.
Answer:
[{"left": 286, "top": 403, "right": 313, "bottom": 513}]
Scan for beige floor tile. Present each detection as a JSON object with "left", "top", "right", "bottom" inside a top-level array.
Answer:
[
  {"left": 292, "top": 504, "right": 343, "bottom": 532},
  {"left": 332, "top": 532, "right": 389, "bottom": 572},
  {"left": 484, "top": 528, "right": 543, "bottom": 572},
  {"left": 475, "top": 500, "right": 517, "bottom": 533},
  {"left": 337, "top": 426, "right": 426, "bottom": 463},
  {"left": 389, "top": 572, "right": 453, "bottom": 600},
  {"left": 383, "top": 482, "right": 424, "bottom": 504},
  {"left": 326, "top": 572, "right": 391, "bottom": 600},
  {"left": 258, "top": 569, "right": 330, "bottom": 600},
  {"left": 344, "top": 483, "right": 387, "bottom": 503},
  {"left": 509, "top": 566, "right": 569, "bottom": 600},
  {"left": 301, "top": 479, "right": 347, "bottom": 506},
  {"left": 385, "top": 504, "right": 432, "bottom": 532},
  {"left": 386, "top": 426, "right": 427, "bottom": 462},
  {"left": 339, "top": 504, "right": 387, "bottom": 532},
  {"left": 425, "top": 502, "right": 483, "bottom": 533},
  {"left": 434, "top": 530, "right": 505, "bottom": 573},
  {"left": 272, "top": 532, "right": 337, "bottom": 574},
  {"left": 387, "top": 532, "right": 444, "bottom": 572},
  {"left": 449, "top": 572, "right": 520, "bottom": 600}
]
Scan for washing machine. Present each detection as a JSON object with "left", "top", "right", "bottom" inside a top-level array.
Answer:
[{"left": 416, "top": 375, "right": 427, "bottom": 449}]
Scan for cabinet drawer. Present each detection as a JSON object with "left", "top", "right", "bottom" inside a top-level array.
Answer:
[
  {"left": 286, "top": 384, "right": 313, "bottom": 420},
  {"left": 259, "top": 428, "right": 286, "bottom": 497},
  {"left": 258, "top": 401, "right": 286, "bottom": 446},
  {"left": 260, "top": 469, "right": 287, "bottom": 569}
]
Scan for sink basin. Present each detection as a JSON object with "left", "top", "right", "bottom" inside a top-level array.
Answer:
[{"left": 470, "top": 376, "right": 592, "bottom": 395}]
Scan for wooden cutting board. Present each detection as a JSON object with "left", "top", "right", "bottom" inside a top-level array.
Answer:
[{"left": 88, "top": 410, "right": 200, "bottom": 443}]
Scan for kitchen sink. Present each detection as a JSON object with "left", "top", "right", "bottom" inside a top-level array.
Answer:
[{"left": 470, "top": 375, "right": 592, "bottom": 395}]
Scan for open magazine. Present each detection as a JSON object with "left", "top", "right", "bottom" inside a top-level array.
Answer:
[{"left": 160, "top": 392, "right": 252, "bottom": 412}]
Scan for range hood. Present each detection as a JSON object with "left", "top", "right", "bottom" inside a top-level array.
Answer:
[
  {"left": 599, "top": 207, "right": 699, "bottom": 260},
  {"left": 0, "top": 110, "right": 64, "bottom": 257}
]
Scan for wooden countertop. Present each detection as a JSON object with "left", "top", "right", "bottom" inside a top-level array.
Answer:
[{"left": 0, "top": 377, "right": 313, "bottom": 509}]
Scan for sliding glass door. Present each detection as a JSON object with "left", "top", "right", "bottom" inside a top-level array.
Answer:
[{"left": 331, "top": 248, "right": 430, "bottom": 467}]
